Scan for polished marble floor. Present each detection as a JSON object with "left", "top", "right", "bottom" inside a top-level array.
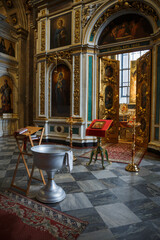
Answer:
[{"left": 0, "top": 136, "right": 160, "bottom": 240}]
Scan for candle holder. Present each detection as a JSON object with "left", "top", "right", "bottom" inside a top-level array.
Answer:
[
  {"left": 125, "top": 116, "right": 141, "bottom": 172},
  {"left": 66, "top": 116, "right": 83, "bottom": 161}
]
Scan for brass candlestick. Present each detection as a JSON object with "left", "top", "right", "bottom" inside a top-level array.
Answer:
[
  {"left": 125, "top": 116, "right": 141, "bottom": 172},
  {"left": 66, "top": 116, "right": 78, "bottom": 161}
]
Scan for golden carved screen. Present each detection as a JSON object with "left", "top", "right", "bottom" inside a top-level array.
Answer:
[
  {"left": 136, "top": 51, "right": 151, "bottom": 147},
  {"left": 99, "top": 57, "right": 119, "bottom": 143}
]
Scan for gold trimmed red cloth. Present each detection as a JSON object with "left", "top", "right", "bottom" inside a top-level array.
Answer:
[{"left": 86, "top": 119, "right": 113, "bottom": 137}]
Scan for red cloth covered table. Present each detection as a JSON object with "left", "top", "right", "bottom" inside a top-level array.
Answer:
[{"left": 86, "top": 119, "right": 113, "bottom": 138}]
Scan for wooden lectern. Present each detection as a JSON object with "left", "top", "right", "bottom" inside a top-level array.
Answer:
[
  {"left": 86, "top": 119, "right": 113, "bottom": 169},
  {"left": 11, "top": 126, "right": 46, "bottom": 195}
]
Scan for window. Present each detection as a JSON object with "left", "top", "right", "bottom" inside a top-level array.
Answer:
[{"left": 117, "top": 50, "right": 149, "bottom": 104}]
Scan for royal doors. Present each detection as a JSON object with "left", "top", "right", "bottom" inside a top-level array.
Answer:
[{"left": 99, "top": 57, "right": 119, "bottom": 143}]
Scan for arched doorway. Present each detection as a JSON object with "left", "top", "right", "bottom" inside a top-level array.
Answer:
[
  {"left": 98, "top": 49, "right": 151, "bottom": 147},
  {"left": 97, "top": 13, "right": 153, "bottom": 146}
]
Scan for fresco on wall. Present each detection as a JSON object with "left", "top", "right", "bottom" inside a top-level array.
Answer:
[
  {"left": 98, "top": 14, "right": 153, "bottom": 45},
  {"left": 0, "top": 37, "right": 15, "bottom": 57},
  {"left": 52, "top": 64, "right": 70, "bottom": 117},
  {"left": 50, "top": 13, "right": 71, "bottom": 49},
  {"left": 0, "top": 75, "right": 13, "bottom": 115}
]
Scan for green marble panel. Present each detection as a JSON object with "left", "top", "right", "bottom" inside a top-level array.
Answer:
[
  {"left": 50, "top": 126, "right": 54, "bottom": 132},
  {"left": 88, "top": 56, "right": 93, "bottom": 121},
  {"left": 73, "top": 128, "right": 79, "bottom": 135},
  {"left": 64, "top": 127, "right": 69, "bottom": 133}
]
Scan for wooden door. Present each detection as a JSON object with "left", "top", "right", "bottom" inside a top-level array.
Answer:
[
  {"left": 99, "top": 58, "right": 119, "bottom": 143},
  {"left": 136, "top": 51, "right": 151, "bottom": 147}
]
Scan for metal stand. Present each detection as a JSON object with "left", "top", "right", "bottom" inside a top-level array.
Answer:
[
  {"left": 125, "top": 117, "right": 140, "bottom": 172},
  {"left": 36, "top": 169, "right": 66, "bottom": 203},
  {"left": 86, "top": 137, "right": 110, "bottom": 169},
  {"left": 66, "top": 116, "right": 77, "bottom": 161}
]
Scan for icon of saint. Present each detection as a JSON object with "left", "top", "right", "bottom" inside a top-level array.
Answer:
[
  {"left": 55, "top": 72, "right": 66, "bottom": 114},
  {"left": 54, "top": 18, "right": 67, "bottom": 48}
]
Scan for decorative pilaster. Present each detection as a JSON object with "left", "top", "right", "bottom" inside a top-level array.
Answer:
[
  {"left": 40, "top": 62, "right": 45, "bottom": 115},
  {"left": 41, "top": 21, "right": 46, "bottom": 51},
  {"left": 74, "top": 9, "right": 81, "bottom": 43}
]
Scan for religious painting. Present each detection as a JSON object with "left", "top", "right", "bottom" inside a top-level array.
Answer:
[
  {"left": 98, "top": 14, "right": 153, "bottom": 45},
  {"left": 0, "top": 75, "right": 13, "bottom": 115},
  {"left": 91, "top": 121, "right": 105, "bottom": 129},
  {"left": 50, "top": 13, "right": 71, "bottom": 49},
  {"left": 141, "top": 61, "right": 147, "bottom": 75},
  {"left": 130, "top": 61, "right": 137, "bottom": 104},
  {"left": 52, "top": 64, "right": 70, "bottom": 117},
  {"left": 0, "top": 37, "right": 15, "bottom": 57},
  {"left": 105, "top": 65, "right": 113, "bottom": 78},
  {"left": 105, "top": 85, "right": 113, "bottom": 109}
]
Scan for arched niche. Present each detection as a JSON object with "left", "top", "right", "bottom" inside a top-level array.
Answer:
[
  {"left": 51, "top": 64, "right": 71, "bottom": 117},
  {"left": 0, "top": 75, "right": 13, "bottom": 115},
  {"left": 98, "top": 14, "right": 153, "bottom": 46},
  {"left": 83, "top": 0, "right": 159, "bottom": 45}
]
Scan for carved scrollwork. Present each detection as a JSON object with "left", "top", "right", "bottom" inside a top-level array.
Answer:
[
  {"left": 103, "top": 77, "right": 117, "bottom": 84},
  {"left": 46, "top": 51, "right": 72, "bottom": 67},
  {"left": 75, "top": 10, "right": 80, "bottom": 43},
  {"left": 105, "top": 108, "right": 116, "bottom": 115},
  {"left": 41, "top": 21, "right": 45, "bottom": 51},
  {"left": 138, "top": 107, "right": 146, "bottom": 115},
  {"left": 82, "top": 3, "right": 101, "bottom": 28}
]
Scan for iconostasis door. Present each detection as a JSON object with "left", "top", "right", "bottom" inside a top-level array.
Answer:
[
  {"left": 136, "top": 51, "right": 151, "bottom": 147},
  {"left": 99, "top": 57, "right": 119, "bottom": 143}
]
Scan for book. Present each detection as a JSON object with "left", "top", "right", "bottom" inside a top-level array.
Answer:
[{"left": 15, "top": 128, "right": 28, "bottom": 135}]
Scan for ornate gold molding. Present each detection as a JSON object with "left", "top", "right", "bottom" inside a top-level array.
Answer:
[
  {"left": 75, "top": 9, "right": 81, "bottom": 43},
  {"left": 41, "top": 21, "right": 45, "bottom": 51},
  {"left": 91, "top": 0, "right": 158, "bottom": 38},
  {"left": 82, "top": 3, "right": 101, "bottom": 28},
  {"left": 40, "top": 62, "right": 45, "bottom": 115},
  {"left": 74, "top": 55, "right": 80, "bottom": 115},
  {"left": 46, "top": 51, "right": 72, "bottom": 67}
]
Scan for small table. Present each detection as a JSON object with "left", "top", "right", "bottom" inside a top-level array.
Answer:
[
  {"left": 10, "top": 126, "right": 46, "bottom": 195},
  {"left": 86, "top": 119, "right": 113, "bottom": 169}
]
